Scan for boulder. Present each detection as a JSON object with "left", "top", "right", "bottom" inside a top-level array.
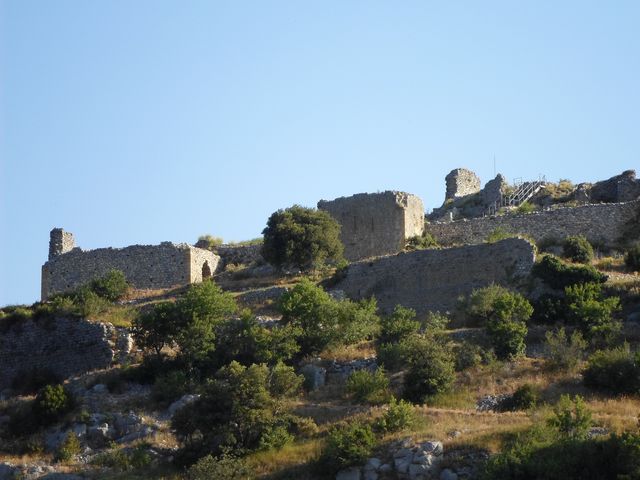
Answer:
[
  {"left": 301, "top": 364, "right": 326, "bottom": 390},
  {"left": 167, "top": 394, "right": 200, "bottom": 418}
]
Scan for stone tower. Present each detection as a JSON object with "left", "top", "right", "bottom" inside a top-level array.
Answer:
[
  {"left": 445, "top": 168, "right": 481, "bottom": 200},
  {"left": 48, "top": 228, "right": 75, "bottom": 260}
]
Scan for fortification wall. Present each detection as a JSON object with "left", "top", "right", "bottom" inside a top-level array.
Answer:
[
  {"left": 42, "top": 242, "right": 220, "bottom": 299},
  {"left": 427, "top": 200, "right": 639, "bottom": 247},
  {"left": 332, "top": 238, "right": 535, "bottom": 315},
  {"left": 215, "top": 244, "right": 263, "bottom": 266},
  {"left": 318, "top": 191, "right": 425, "bottom": 261},
  {"left": 0, "top": 317, "right": 118, "bottom": 391}
]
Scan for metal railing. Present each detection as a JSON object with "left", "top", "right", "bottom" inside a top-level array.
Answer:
[{"left": 485, "top": 175, "right": 547, "bottom": 216}]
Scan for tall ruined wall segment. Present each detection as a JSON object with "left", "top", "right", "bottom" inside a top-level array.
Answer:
[
  {"left": 0, "top": 317, "right": 119, "bottom": 391},
  {"left": 332, "top": 238, "right": 535, "bottom": 316},
  {"left": 318, "top": 191, "right": 425, "bottom": 261},
  {"left": 42, "top": 234, "right": 220, "bottom": 299},
  {"left": 427, "top": 200, "right": 639, "bottom": 247}
]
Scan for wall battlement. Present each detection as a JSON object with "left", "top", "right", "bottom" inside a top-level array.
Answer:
[
  {"left": 41, "top": 229, "right": 220, "bottom": 299},
  {"left": 318, "top": 191, "right": 425, "bottom": 261}
]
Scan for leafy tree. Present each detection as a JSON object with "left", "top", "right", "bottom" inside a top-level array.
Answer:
[
  {"left": 464, "top": 285, "right": 532, "bottom": 359},
  {"left": 172, "top": 362, "right": 303, "bottom": 464},
  {"left": 583, "top": 345, "right": 640, "bottom": 394},
  {"left": 279, "top": 279, "right": 379, "bottom": 356},
  {"left": 261, "top": 205, "right": 344, "bottom": 270},
  {"left": 625, "top": 243, "right": 640, "bottom": 271},
  {"left": 563, "top": 236, "right": 594, "bottom": 264},
  {"left": 403, "top": 334, "right": 456, "bottom": 403},
  {"left": 132, "top": 302, "right": 179, "bottom": 358}
]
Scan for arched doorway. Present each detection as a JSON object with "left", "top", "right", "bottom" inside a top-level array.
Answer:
[{"left": 202, "top": 261, "right": 212, "bottom": 280}]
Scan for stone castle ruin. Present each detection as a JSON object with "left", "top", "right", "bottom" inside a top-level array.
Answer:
[
  {"left": 318, "top": 191, "right": 425, "bottom": 261},
  {"left": 41, "top": 228, "right": 220, "bottom": 299}
]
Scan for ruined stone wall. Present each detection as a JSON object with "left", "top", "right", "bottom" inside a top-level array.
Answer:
[
  {"left": 427, "top": 200, "right": 639, "bottom": 247},
  {"left": 0, "top": 317, "right": 118, "bottom": 391},
  {"left": 42, "top": 241, "right": 220, "bottom": 299},
  {"left": 445, "top": 168, "right": 481, "bottom": 200},
  {"left": 332, "top": 238, "right": 536, "bottom": 315},
  {"left": 318, "top": 191, "right": 425, "bottom": 261},
  {"left": 215, "top": 244, "right": 263, "bottom": 266},
  {"left": 49, "top": 228, "right": 76, "bottom": 260}
]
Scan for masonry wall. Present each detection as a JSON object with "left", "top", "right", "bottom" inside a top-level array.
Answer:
[
  {"left": 318, "top": 191, "right": 425, "bottom": 261},
  {"left": 332, "top": 238, "right": 536, "bottom": 315},
  {"left": 42, "top": 242, "right": 220, "bottom": 299},
  {"left": 427, "top": 200, "right": 639, "bottom": 247},
  {"left": 0, "top": 317, "right": 117, "bottom": 390}
]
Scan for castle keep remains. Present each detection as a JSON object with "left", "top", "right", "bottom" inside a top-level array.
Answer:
[
  {"left": 41, "top": 228, "right": 220, "bottom": 299},
  {"left": 318, "top": 191, "right": 425, "bottom": 261}
]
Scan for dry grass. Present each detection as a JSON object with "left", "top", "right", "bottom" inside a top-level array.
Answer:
[{"left": 318, "top": 341, "right": 377, "bottom": 362}]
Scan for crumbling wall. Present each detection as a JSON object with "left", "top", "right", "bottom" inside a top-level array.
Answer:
[
  {"left": 332, "top": 238, "right": 535, "bottom": 315},
  {"left": 0, "top": 317, "right": 119, "bottom": 391},
  {"left": 445, "top": 168, "right": 481, "bottom": 200},
  {"left": 318, "top": 191, "right": 425, "bottom": 261},
  {"left": 215, "top": 244, "right": 263, "bottom": 267},
  {"left": 427, "top": 200, "right": 639, "bottom": 247},
  {"left": 41, "top": 233, "right": 221, "bottom": 299}
]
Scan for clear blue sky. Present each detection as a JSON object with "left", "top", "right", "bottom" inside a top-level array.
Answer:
[{"left": 1, "top": 1, "right": 639, "bottom": 306}]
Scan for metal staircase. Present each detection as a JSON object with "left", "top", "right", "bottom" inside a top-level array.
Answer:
[{"left": 485, "top": 175, "right": 547, "bottom": 216}]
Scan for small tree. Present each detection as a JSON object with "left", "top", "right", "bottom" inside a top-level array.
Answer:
[
  {"left": 403, "top": 335, "right": 456, "bottom": 403},
  {"left": 320, "top": 422, "right": 376, "bottom": 474},
  {"left": 548, "top": 394, "right": 592, "bottom": 440},
  {"left": 565, "top": 282, "right": 621, "bottom": 343},
  {"left": 262, "top": 205, "right": 344, "bottom": 271},
  {"left": 545, "top": 328, "right": 587, "bottom": 372},
  {"left": 90, "top": 269, "right": 129, "bottom": 301},
  {"left": 563, "top": 236, "right": 594, "bottom": 264},
  {"left": 625, "top": 244, "right": 640, "bottom": 271},
  {"left": 379, "top": 306, "right": 421, "bottom": 344},
  {"left": 132, "top": 302, "right": 179, "bottom": 359}
]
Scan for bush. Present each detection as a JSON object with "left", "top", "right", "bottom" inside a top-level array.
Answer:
[
  {"left": 34, "top": 384, "right": 73, "bottom": 424},
  {"left": 583, "top": 345, "right": 640, "bottom": 394},
  {"left": 454, "top": 342, "right": 484, "bottom": 371},
  {"left": 464, "top": 285, "right": 532, "bottom": 359},
  {"left": 532, "top": 255, "right": 607, "bottom": 290},
  {"left": 262, "top": 205, "right": 344, "bottom": 271},
  {"left": 90, "top": 269, "right": 129, "bottom": 301},
  {"left": 279, "top": 279, "right": 379, "bottom": 356},
  {"left": 379, "top": 305, "right": 420, "bottom": 344},
  {"left": 320, "top": 422, "right": 376, "bottom": 474},
  {"left": 486, "top": 227, "right": 515, "bottom": 243},
  {"left": 196, "top": 234, "right": 224, "bottom": 250},
  {"left": 403, "top": 335, "right": 456, "bottom": 403},
  {"left": 563, "top": 236, "right": 594, "bottom": 264},
  {"left": 132, "top": 302, "right": 179, "bottom": 358},
  {"left": 56, "top": 432, "right": 81, "bottom": 462},
  {"left": 501, "top": 384, "right": 538, "bottom": 411},
  {"left": 548, "top": 395, "right": 592, "bottom": 440},
  {"left": 625, "top": 243, "right": 640, "bottom": 271},
  {"left": 92, "top": 444, "right": 152, "bottom": 472},
  {"left": 406, "top": 232, "right": 439, "bottom": 250},
  {"left": 545, "top": 328, "right": 587, "bottom": 372},
  {"left": 565, "top": 282, "right": 621, "bottom": 343},
  {"left": 188, "top": 454, "right": 253, "bottom": 480},
  {"left": 483, "top": 428, "right": 640, "bottom": 479},
  {"left": 516, "top": 201, "right": 536, "bottom": 214},
  {"left": 152, "top": 369, "right": 192, "bottom": 404},
  {"left": 345, "top": 369, "right": 390, "bottom": 405},
  {"left": 376, "top": 397, "right": 414, "bottom": 432}
]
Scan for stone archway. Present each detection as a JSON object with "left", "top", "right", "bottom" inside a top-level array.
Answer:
[{"left": 202, "top": 261, "right": 212, "bottom": 280}]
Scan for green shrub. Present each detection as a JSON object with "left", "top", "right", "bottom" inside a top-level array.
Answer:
[
  {"left": 92, "top": 444, "right": 152, "bottom": 471},
  {"left": 258, "top": 424, "right": 294, "bottom": 450},
  {"left": 403, "top": 335, "right": 456, "bottom": 403},
  {"left": 406, "top": 232, "right": 439, "bottom": 250},
  {"left": 261, "top": 205, "right": 344, "bottom": 270},
  {"left": 516, "top": 201, "right": 535, "bottom": 214},
  {"left": 268, "top": 361, "right": 304, "bottom": 398},
  {"left": 345, "top": 369, "right": 390, "bottom": 405},
  {"left": 279, "top": 279, "right": 379, "bottom": 356},
  {"left": 56, "top": 432, "right": 81, "bottom": 462},
  {"left": 563, "top": 236, "right": 594, "bottom": 264},
  {"left": 73, "top": 287, "right": 111, "bottom": 318},
  {"left": 376, "top": 397, "right": 414, "bottom": 432},
  {"left": 90, "top": 269, "right": 129, "bottom": 301},
  {"left": 320, "top": 422, "right": 376, "bottom": 474},
  {"left": 486, "top": 227, "right": 515, "bottom": 243},
  {"left": 34, "top": 384, "right": 73, "bottom": 424},
  {"left": 379, "top": 305, "right": 420, "bottom": 344},
  {"left": 197, "top": 234, "right": 224, "bottom": 250},
  {"left": 501, "top": 384, "right": 538, "bottom": 411},
  {"left": 464, "top": 285, "right": 532, "bottom": 359},
  {"left": 565, "top": 282, "right": 621, "bottom": 343},
  {"left": 583, "top": 345, "right": 640, "bottom": 394},
  {"left": 454, "top": 342, "right": 483, "bottom": 371},
  {"left": 532, "top": 254, "right": 607, "bottom": 290},
  {"left": 152, "top": 369, "right": 192, "bottom": 404},
  {"left": 188, "top": 454, "right": 253, "bottom": 480},
  {"left": 531, "top": 293, "right": 565, "bottom": 324},
  {"left": 376, "top": 341, "right": 408, "bottom": 371},
  {"left": 483, "top": 428, "right": 640, "bottom": 479},
  {"left": 545, "top": 328, "right": 587, "bottom": 372},
  {"left": 287, "top": 416, "right": 319, "bottom": 438},
  {"left": 132, "top": 302, "right": 179, "bottom": 359},
  {"left": 625, "top": 243, "right": 640, "bottom": 271},
  {"left": 548, "top": 395, "right": 592, "bottom": 440}
]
